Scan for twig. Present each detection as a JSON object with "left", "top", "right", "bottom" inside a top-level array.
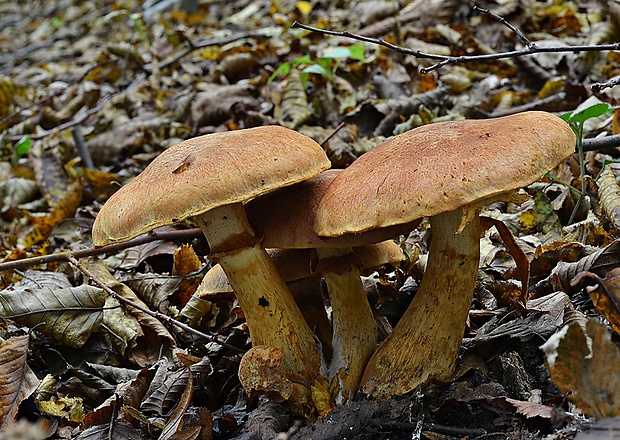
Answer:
[
  {"left": 472, "top": 5, "right": 532, "bottom": 48},
  {"left": 71, "top": 126, "right": 95, "bottom": 169},
  {"left": 583, "top": 134, "right": 620, "bottom": 152},
  {"left": 592, "top": 76, "right": 620, "bottom": 93},
  {"left": 67, "top": 255, "right": 245, "bottom": 353},
  {"left": 319, "top": 121, "right": 346, "bottom": 147},
  {"left": 0, "top": 227, "right": 204, "bottom": 273},
  {"left": 292, "top": 15, "right": 620, "bottom": 74},
  {"left": 292, "top": 21, "right": 448, "bottom": 62}
]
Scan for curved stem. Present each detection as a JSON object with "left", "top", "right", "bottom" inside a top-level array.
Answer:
[{"left": 360, "top": 208, "right": 481, "bottom": 398}]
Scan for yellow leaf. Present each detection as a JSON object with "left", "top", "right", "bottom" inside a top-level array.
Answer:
[
  {"left": 518, "top": 210, "right": 537, "bottom": 232},
  {"left": 296, "top": 1, "right": 312, "bottom": 15},
  {"left": 538, "top": 77, "right": 566, "bottom": 99},
  {"left": 38, "top": 396, "right": 84, "bottom": 422},
  {"left": 311, "top": 375, "right": 332, "bottom": 418}
]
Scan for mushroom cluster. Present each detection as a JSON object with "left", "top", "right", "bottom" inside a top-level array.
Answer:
[{"left": 92, "top": 111, "right": 576, "bottom": 415}]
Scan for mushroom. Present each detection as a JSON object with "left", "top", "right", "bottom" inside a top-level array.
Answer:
[
  {"left": 92, "top": 126, "right": 330, "bottom": 385},
  {"left": 314, "top": 111, "right": 576, "bottom": 398},
  {"left": 245, "top": 169, "right": 417, "bottom": 403}
]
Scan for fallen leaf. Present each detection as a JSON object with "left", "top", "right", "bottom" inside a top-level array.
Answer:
[
  {"left": 573, "top": 269, "right": 620, "bottom": 336},
  {"left": 0, "top": 334, "right": 40, "bottom": 428},
  {"left": 0, "top": 283, "right": 105, "bottom": 348},
  {"left": 505, "top": 397, "right": 554, "bottom": 419},
  {"left": 542, "top": 318, "right": 620, "bottom": 419}
]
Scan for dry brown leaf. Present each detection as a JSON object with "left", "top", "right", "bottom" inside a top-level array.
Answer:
[
  {"left": 82, "top": 257, "right": 176, "bottom": 364},
  {"left": 505, "top": 397, "right": 554, "bottom": 419},
  {"left": 118, "top": 240, "right": 179, "bottom": 270},
  {"left": 278, "top": 69, "right": 311, "bottom": 128},
  {"left": 0, "top": 334, "right": 40, "bottom": 429},
  {"left": 172, "top": 244, "right": 203, "bottom": 308},
  {"left": 481, "top": 216, "right": 530, "bottom": 310},
  {"left": 598, "top": 164, "right": 620, "bottom": 231},
  {"left": 0, "top": 282, "right": 105, "bottom": 348},
  {"left": 19, "top": 179, "right": 83, "bottom": 248},
  {"left": 542, "top": 319, "right": 620, "bottom": 419},
  {"left": 160, "top": 373, "right": 200, "bottom": 440},
  {"left": 190, "top": 84, "right": 259, "bottom": 129},
  {"left": 86, "top": 116, "right": 176, "bottom": 165},
  {"left": 573, "top": 269, "right": 620, "bottom": 336}
]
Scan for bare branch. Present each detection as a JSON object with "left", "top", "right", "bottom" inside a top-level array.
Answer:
[
  {"left": 292, "top": 12, "right": 620, "bottom": 74},
  {"left": 583, "top": 134, "right": 620, "bottom": 152},
  {"left": 592, "top": 77, "right": 620, "bottom": 93},
  {"left": 0, "top": 227, "right": 204, "bottom": 272},
  {"left": 472, "top": 5, "right": 532, "bottom": 48},
  {"left": 292, "top": 21, "right": 449, "bottom": 62}
]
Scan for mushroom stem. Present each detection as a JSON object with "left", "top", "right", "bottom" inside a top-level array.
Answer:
[
  {"left": 360, "top": 208, "right": 481, "bottom": 398},
  {"left": 195, "top": 203, "right": 322, "bottom": 385},
  {"left": 316, "top": 247, "right": 377, "bottom": 403}
]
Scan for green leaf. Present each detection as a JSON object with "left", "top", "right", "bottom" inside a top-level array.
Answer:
[
  {"left": 322, "top": 46, "right": 354, "bottom": 59},
  {"left": 291, "top": 56, "right": 314, "bottom": 67},
  {"left": 563, "top": 103, "right": 612, "bottom": 124},
  {"left": 301, "top": 63, "right": 332, "bottom": 79},
  {"left": 11, "top": 136, "right": 30, "bottom": 166},
  {"left": 348, "top": 44, "right": 365, "bottom": 61},
  {"left": 267, "top": 62, "right": 292, "bottom": 83}
]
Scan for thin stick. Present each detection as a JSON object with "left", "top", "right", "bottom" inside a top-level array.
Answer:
[
  {"left": 67, "top": 255, "right": 245, "bottom": 353},
  {"left": 472, "top": 5, "right": 532, "bottom": 47},
  {"left": 592, "top": 76, "right": 620, "bottom": 93},
  {"left": 0, "top": 228, "right": 204, "bottom": 273},
  {"left": 319, "top": 121, "right": 346, "bottom": 147}
]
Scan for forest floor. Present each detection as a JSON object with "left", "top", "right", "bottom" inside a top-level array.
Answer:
[{"left": 1, "top": 0, "right": 620, "bottom": 439}]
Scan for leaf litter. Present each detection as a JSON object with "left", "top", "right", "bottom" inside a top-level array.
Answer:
[{"left": 1, "top": 0, "right": 620, "bottom": 438}]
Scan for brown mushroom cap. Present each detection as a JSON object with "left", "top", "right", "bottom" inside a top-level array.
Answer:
[
  {"left": 247, "top": 169, "right": 419, "bottom": 249},
  {"left": 92, "top": 126, "right": 331, "bottom": 246},
  {"left": 315, "top": 111, "right": 576, "bottom": 237}
]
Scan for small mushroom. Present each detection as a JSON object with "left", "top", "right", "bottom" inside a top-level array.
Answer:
[
  {"left": 314, "top": 111, "right": 576, "bottom": 398},
  {"left": 246, "top": 169, "right": 415, "bottom": 403},
  {"left": 92, "top": 126, "right": 330, "bottom": 386}
]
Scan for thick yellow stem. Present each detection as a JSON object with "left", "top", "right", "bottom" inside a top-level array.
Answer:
[
  {"left": 360, "top": 208, "right": 481, "bottom": 398},
  {"left": 196, "top": 203, "right": 321, "bottom": 385}
]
